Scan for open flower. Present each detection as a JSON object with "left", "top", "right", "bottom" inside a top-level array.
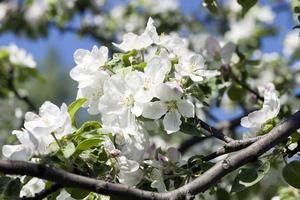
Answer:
[
  {"left": 127, "top": 54, "right": 171, "bottom": 103},
  {"left": 2, "top": 129, "right": 38, "bottom": 161},
  {"left": 175, "top": 53, "right": 220, "bottom": 82},
  {"left": 99, "top": 73, "right": 145, "bottom": 117},
  {"left": 142, "top": 82, "right": 194, "bottom": 133},
  {"left": 70, "top": 46, "right": 110, "bottom": 114},
  {"left": 113, "top": 17, "right": 159, "bottom": 52},
  {"left": 20, "top": 178, "right": 45, "bottom": 198},
  {"left": 241, "top": 83, "right": 280, "bottom": 129}
]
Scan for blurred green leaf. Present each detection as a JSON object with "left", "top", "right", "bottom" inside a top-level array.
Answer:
[
  {"left": 227, "top": 83, "right": 246, "bottom": 101},
  {"left": 231, "top": 160, "right": 270, "bottom": 193},
  {"left": 282, "top": 161, "right": 300, "bottom": 189},
  {"left": 0, "top": 176, "right": 21, "bottom": 200},
  {"left": 66, "top": 188, "right": 90, "bottom": 199},
  {"left": 203, "top": 0, "right": 219, "bottom": 14},
  {"left": 237, "top": 0, "right": 258, "bottom": 16}
]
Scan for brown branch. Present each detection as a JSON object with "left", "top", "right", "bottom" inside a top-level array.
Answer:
[
  {"left": 20, "top": 183, "right": 62, "bottom": 200},
  {"left": 191, "top": 118, "right": 234, "bottom": 143},
  {"left": 201, "top": 136, "right": 263, "bottom": 161},
  {"left": 0, "top": 110, "right": 299, "bottom": 200}
]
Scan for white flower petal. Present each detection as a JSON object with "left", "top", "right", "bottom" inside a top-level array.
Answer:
[
  {"left": 177, "top": 99, "right": 194, "bottom": 118},
  {"left": 163, "top": 110, "right": 181, "bottom": 134},
  {"left": 142, "top": 101, "right": 167, "bottom": 119}
]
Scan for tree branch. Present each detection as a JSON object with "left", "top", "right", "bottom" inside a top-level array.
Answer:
[
  {"left": 190, "top": 118, "right": 234, "bottom": 143},
  {"left": 201, "top": 136, "right": 263, "bottom": 161},
  {"left": 0, "top": 110, "right": 299, "bottom": 199}
]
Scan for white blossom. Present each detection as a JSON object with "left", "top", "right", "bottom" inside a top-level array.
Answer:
[
  {"left": 20, "top": 178, "right": 45, "bottom": 198},
  {"left": 0, "top": 3, "right": 9, "bottom": 21},
  {"left": 113, "top": 17, "right": 159, "bottom": 52},
  {"left": 241, "top": 83, "right": 280, "bottom": 129},
  {"left": 24, "top": 1, "right": 47, "bottom": 25},
  {"left": 127, "top": 53, "right": 171, "bottom": 103},
  {"left": 2, "top": 44, "right": 37, "bottom": 68},
  {"left": 56, "top": 189, "right": 75, "bottom": 200},
  {"left": 283, "top": 30, "right": 300, "bottom": 58},
  {"left": 175, "top": 53, "right": 220, "bottom": 82},
  {"left": 142, "top": 82, "right": 194, "bottom": 133},
  {"left": 140, "top": 0, "right": 179, "bottom": 14},
  {"left": 70, "top": 46, "right": 110, "bottom": 114},
  {"left": 99, "top": 73, "right": 145, "bottom": 118},
  {"left": 2, "top": 129, "right": 38, "bottom": 161}
]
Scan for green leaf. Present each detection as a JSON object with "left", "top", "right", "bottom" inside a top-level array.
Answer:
[
  {"left": 74, "top": 138, "right": 103, "bottom": 156},
  {"left": 74, "top": 121, "right": 102, "bottom": 138},
  {"left": 231, "top": 160, "right": 270, "bottom": 193},
  {"left": 68, "top": 98, "right": 87, "bottom": 126},
  {"left": 62, "top": 142, "right": 76, "bottom": 158},
  {"left": 0, "top": 176, "right": 21, "bottom": 199},
  {"left": 237, "top": 0, "right": 258, "bottom": 16},
  {"left": 282, "top": 161, "right": 300, "bottom": 189},
  {"left": 0, "top": 49, "right": 9, "bottom": 60},
  {"left": 66, "top": 188, "right": 90, "bottom": 199},
  {"left": 227, "top": 84, "right": 246, "bottom": 102},
  {"left": 203, "top": 0, "right": 219, "bottom": 14}
]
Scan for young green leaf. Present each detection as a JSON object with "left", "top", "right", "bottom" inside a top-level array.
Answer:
[
  {"left": 68, "top": 98, "right": 87, "bottom": 126},
  {"left": 62, "top": 142, "right": 76, "bottom": 158},
  {"left": 74, "top": 121, "right": 102, "bottom": 138},
  {"left": 231, "top": 160, "right": 270, "bottom": 193},
  {"left": 74, "top": 138, "right": 104, "bottom": 156},
  {"left": 282, "top": 161, "right": 300, "bottom": 189}
]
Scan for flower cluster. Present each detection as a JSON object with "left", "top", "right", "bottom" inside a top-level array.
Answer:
[
  {"left": 0, "top": 44, "right": 36, "bottom": 68},
  {"left": 1, "top": 17, "right": 284, "bottom": 198},
  {"left": 3, "top": 101, "right": 73, "bottom": 161}
]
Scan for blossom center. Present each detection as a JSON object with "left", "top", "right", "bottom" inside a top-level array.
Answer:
[
  {"left": 165, "top": 100, "right": 177, "bottom": 111},
  {"left": 143, "top": 77, "right": 151, "bottom": 90},
  {"left": 123, "top": 94, "right": 134, "bottom": 107}
]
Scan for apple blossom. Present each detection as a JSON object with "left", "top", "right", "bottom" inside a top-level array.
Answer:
[
  {"left": 2, "top": 44, "right": 37, "bottom": 68},
  {"left": 127, "top": 53, "right": 171, "bottom": 103},
  {"left": 113, "top": 17, "right": 159, "bottom": 52},
  {"left": 2, "top": 129, "right": 38, "bottom": 161},
  {"left": 241, "top": 83, "right": 280, "bottom": 129},
  {"left": 56, "top": 189, "right": 75, "bottom": 200},
  {"left": 70, "top": 46, "right": 110, "bottom": 114},
  {"left": 98, "top": 73, "right": 144, "bottom": 117},
  {"left": 142, "top": 82, "right": 194, "bottom": 133},
  {"left": 20, "top": 178, "right": 45, "bottom": 198},
  {"left": 175, "top": 53, "right": 220, "bottom": 82}
]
